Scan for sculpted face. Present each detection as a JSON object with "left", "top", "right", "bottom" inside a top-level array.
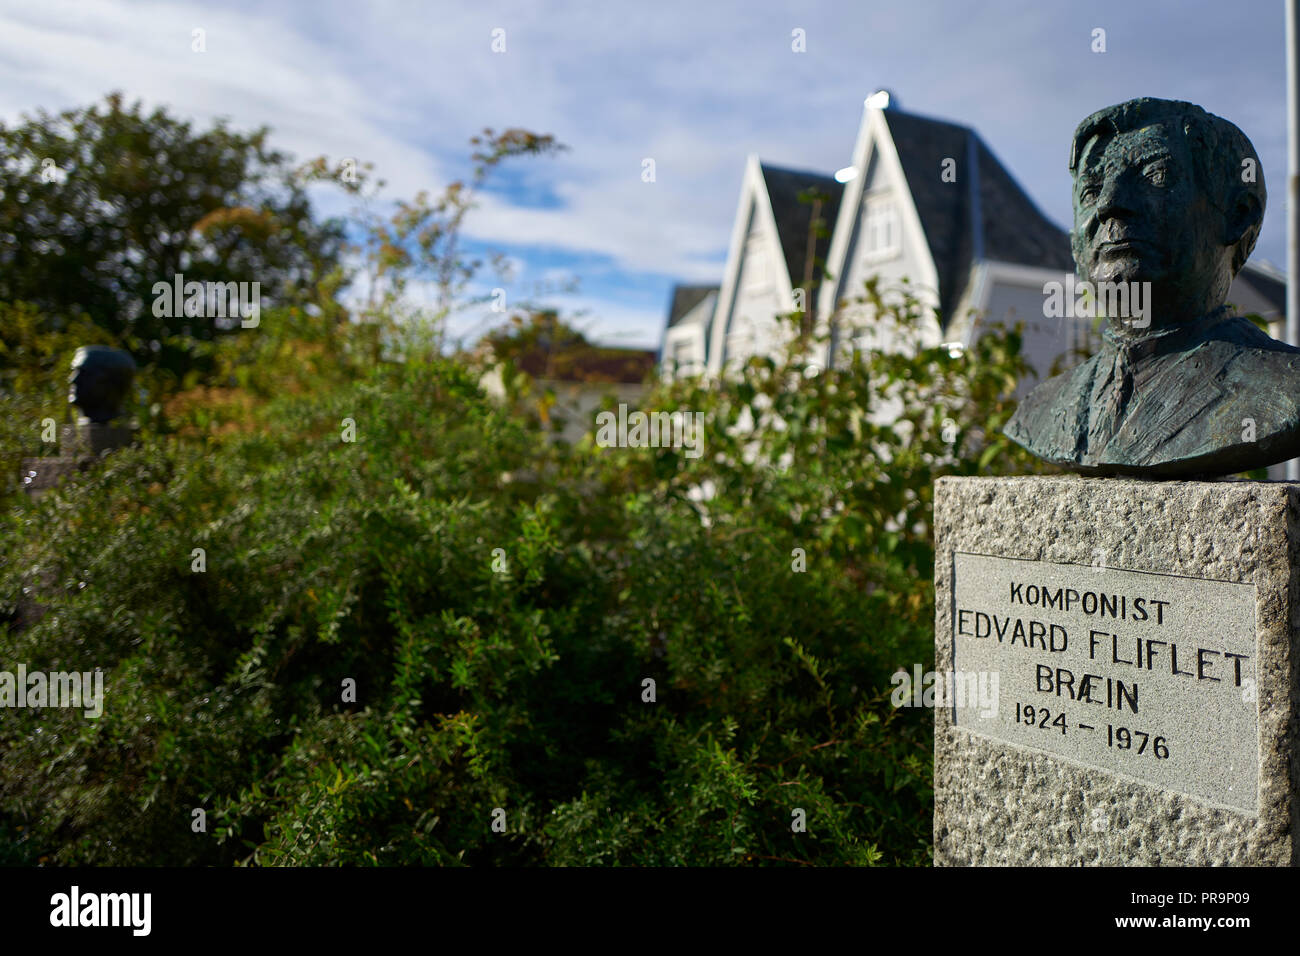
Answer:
[{"left": 1071, "top": 122, "right": 1231, "bottom": 326}]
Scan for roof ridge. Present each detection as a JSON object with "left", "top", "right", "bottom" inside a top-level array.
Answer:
[
  {"left": 883, "top": 106, "right": 975, "bottom": 135},
  {"left": 758, "top": 160, "right": 839, "bottom": 182},
  {"left": 970, "top": 131, "right": 1070, "bottom": 238}
]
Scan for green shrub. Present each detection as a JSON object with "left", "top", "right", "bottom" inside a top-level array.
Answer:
[{"left": 0, "top": 283, "right": 1045, "bottom": 865}]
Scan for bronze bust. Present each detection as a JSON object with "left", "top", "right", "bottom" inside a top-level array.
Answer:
[
  {"left": 68, "top": 345, "right": 136, "bottom": 424},
  {"left": 1004, "top": 97, "right": 1300, "bottom": 478}
]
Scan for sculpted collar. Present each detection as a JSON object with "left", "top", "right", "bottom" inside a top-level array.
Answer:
[{"left": 1099, "top": 306, "right": 1234, "bottom": 365}]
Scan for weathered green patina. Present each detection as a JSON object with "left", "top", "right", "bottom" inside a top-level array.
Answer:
[{"left": 1005, "top": 97, "right": 1300, "bottom": 478}]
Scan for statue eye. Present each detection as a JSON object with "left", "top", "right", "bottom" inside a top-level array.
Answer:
[
  {"left": 1079, "top": 182, "right": 1100, "bottom": 203},
  {"left": 1144, "top": 163, "right": 1168, "bottom": 186}
]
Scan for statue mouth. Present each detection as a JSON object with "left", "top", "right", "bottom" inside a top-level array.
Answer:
[{"left": 1097, "top": 239, "right": 1148, "bottom": 255}]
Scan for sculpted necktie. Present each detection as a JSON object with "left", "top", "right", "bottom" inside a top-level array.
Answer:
[{"left": 1087, "top": 342, "right": 1134, "bottom": 452}]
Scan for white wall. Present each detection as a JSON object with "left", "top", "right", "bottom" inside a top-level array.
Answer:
[
  {"left": 662, "top": 323, "right": 706, "bottom": 381},
  {"left": 968, "top": 269, "right": 1081, "bottom": 398},
  {"left": 825, "top": 146, "right": 942, "bottom": 366},
  {"left": 661, "top": 291, "right": 715, "bottom": 381},
  {"left": 724, "top": 214, "right": 788, "bottom": 370}
]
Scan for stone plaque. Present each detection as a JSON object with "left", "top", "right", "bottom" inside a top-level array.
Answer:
[{"left": 951, "top": 552, "right": 1258, "bottom": 813}]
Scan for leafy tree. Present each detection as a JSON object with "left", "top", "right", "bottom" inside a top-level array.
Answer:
[
  {"left": 0, "top": 92, "right": 348, "bottom": 373},
  {"left": 298, "top": 128, "right": 566, "bottom": 359}
]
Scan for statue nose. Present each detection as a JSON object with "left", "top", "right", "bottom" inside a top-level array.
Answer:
[{"left": 1095, "top": 175, "right": 1137, "bottom": 221}]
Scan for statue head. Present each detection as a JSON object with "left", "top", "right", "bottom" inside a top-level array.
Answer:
[
  {"left": 68, "top": 346, "right": 136, "bottom": 424},
  {"left": 1068, "top": 97, "right": 1265, "bottom": 328}
]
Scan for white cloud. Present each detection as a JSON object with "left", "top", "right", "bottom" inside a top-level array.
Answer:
[{"left": 0, "top": 0, "right": 1288, "bottom": 348}]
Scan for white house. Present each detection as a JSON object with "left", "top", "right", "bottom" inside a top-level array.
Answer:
[
  {"left": 703, "top": 157, "right": 843, "bottom": 376},
  {"left": 659, "top": 158, "right": 843, "bottom": 381},
  {"left": 660, "top": 285, "right": 717, "bottom": 379},
  {"left": 663, "top": 92, "right": 1287, "bottom": 401},
  {"left": 817, "top": 95, "right": 1077, "bottom": 384}
]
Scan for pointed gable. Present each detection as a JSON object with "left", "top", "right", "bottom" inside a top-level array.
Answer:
[
  {"left": 883, "top": 108, "right": 1073, "bottom": 326},
  {"left": 873, "top": 110, "right": 1066, "bottom": 329},
  {"left": 758, "top": 164, "right": 844, "bottom": 291},
  {"left": 679, "top": 97, "right": 1092, "bottom": 379},
  {"left": 704, "top": 155, "right": 844, "bottom": 373},
  {"left": 883, "top": 110, "right": 974, "bottom": 323},
  {"left": 667, "top": 284, "right": 719, "bottom": 328},
  {"left": 661, "top": 283, "right": 717, "bottom": 377}
]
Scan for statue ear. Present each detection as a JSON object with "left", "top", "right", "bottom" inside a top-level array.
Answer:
[{"left": 1224, "top": 191, "right": 1262, "bottom": 247}]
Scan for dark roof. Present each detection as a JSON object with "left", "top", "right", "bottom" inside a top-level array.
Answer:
[
  {"left": 883, "top": 109, "right": 1074, "bottom": 327},
  {"left": 759, "top": 163, "right": 844, "bottom": 290},
  {"left": 512, "top": 345, "right": 656, "bottom": 384},
  {"left": 1235, "top": 262, "right": 1285, "bottom": 315},
  {"left": 666, "top": 284, "right": 718, "bottom": 328}
]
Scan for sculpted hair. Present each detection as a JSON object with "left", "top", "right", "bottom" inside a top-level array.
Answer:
[{"left": 1069, "top": 98, "right": 1266, "bottom": 277}]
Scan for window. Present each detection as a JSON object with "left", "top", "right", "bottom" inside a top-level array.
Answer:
[{"left": 862, "top": 196, "right": 900, "bottom": 260}]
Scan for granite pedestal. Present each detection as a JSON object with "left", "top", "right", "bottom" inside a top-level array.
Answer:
[{"left": 934, "top": 475, "right": 1300, "bottom": 866}]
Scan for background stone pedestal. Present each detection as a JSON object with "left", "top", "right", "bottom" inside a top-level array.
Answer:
[
  {"left": 19, "top": 421, "right": 135, "bottom": 497},
  {"left": 61, "top": 422, "right": 134, "bottom": 456},
  {"left": 934, "top": 475, "right": 1300, "bottom": 866}
]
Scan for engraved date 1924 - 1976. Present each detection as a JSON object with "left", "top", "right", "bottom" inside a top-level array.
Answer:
[{"left": 1014, "top": 702, "right": 1170, "bottom": 759}]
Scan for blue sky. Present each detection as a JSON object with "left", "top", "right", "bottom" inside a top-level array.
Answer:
[{"left": 0, "top": 0, "right": 1290, "bottom": 348}]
